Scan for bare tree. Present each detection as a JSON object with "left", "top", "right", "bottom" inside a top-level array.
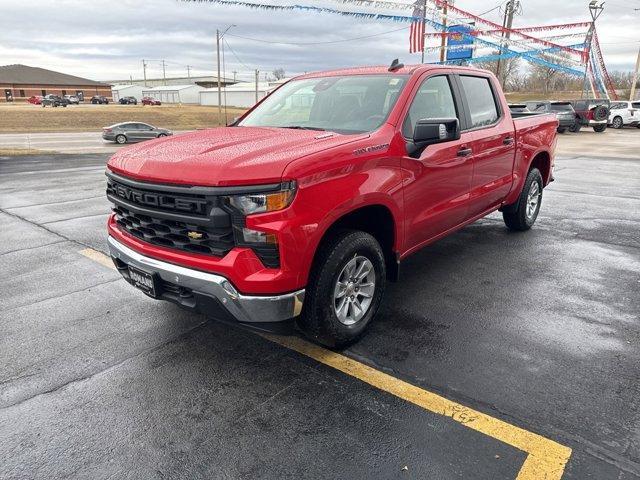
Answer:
[
  {"left": 272, "top": 68, "right": 286, "bottom": 80},
  {"left": 474, "top": 52, "right": 521, "bottom": 91}
]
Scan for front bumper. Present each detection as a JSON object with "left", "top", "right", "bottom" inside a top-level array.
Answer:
[{"left": 108, "top": 236, "right": 305, "bottom": 324}]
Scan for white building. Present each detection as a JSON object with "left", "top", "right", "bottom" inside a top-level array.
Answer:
[
  {"left": 199, "top": 82, "right": 273, "bottom": 108},
  {"left": 111, "top": 84, "right": 145, "bottom": 102},
  {"left": 141, "top": 85, "right": 202, "bottom": 104}
]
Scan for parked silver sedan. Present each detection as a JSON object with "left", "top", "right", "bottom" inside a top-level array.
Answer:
[{"left": 102, "top": 122, "right": 173, "bottom": 144}]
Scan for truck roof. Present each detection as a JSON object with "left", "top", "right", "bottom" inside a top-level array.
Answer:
[{"left": 296, "top": 64, "right": 485, "bottom": 79}]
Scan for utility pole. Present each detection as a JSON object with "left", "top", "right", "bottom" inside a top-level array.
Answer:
[
  {"left": 142, "top": 59, "right": 147, "bottom": 87},
  {"left": 161, "top": 60, "right": 167, "bottom": 86},
  {"left": 421, "top": 0, "right": 428, "bottom": 64},
  {"left": 496, "top": 0, "right": 518, "bottom": 86},
  {"left": 216, "top": 29, "right": 222, "bottom": 125},
  {"left": 581, "top": 1, "right": 605, "bottom": 98},
  {"left": 186, "top": 65, "right": 191, "bottom": 80},
  {"left": 439, "top": 0, "right": 448, "bottom": 63},
  {"left": 630, "top": 46, "right": 640, "bottom": 101},
  {"left": 255, "top": 69, "right": 259, "bottom": 103}
]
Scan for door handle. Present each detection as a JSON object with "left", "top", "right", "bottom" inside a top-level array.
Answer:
[
  {"left": 503, "top": 136, "right": 514, "bottom": 145},
  {"left": 457, "top": 147, "right": 472, "bottom": 157}
]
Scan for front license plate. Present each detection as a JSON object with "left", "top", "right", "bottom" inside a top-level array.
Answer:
[{"left": 128, "top": 265, "right": 157, "bottom": 297}]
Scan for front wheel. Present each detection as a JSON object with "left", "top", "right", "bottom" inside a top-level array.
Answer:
[
  {"left": 593, "top": 124, "right": 607, "bottom": 133},
  {"left": 115, "top": 134, "right": 127, "bottom": 144},
  {"left": 557, "top": 127, "right": 566, "bottom": 134},
  {"left": 503, "top": 168, "right": 543, "bottom": 231},
  {"left": 569, "top": 123, "right": 581, "bottom": 133},
  {"left": 298, "top": 230, "right": 386, "bottom": 349}
]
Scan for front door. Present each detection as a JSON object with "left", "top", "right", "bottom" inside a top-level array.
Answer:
[{"left": 401, "top": 74, "right": 474, "bottom": 254}]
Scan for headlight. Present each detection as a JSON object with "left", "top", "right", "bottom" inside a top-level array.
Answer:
[{"left": 224, "top": 182, "right": 296, "bottom": 216}]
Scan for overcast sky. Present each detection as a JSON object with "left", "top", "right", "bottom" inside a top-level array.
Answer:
[{"left": 0, "top": 0, "right": 638, "bottom": 82}]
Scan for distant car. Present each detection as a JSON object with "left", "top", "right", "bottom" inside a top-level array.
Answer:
[
  {"left": 525, "top": 101, "right": 576, "bottom": 133},
  {"left": 566, "top": 99, "right": 610, "bottom": 133},
  {"left": 91, "top": 95, "right": 110, "bottom": 104},
  {"left": 608, "top": 101, "right": 640, "bottom": 129},
  {"left": 141, "top": 96, "right": 161, "bottom": 106},
  {"left": 118, "top": 96, "right": 138, "bottom": 105},
  {"left": 102, "top": 122, "right": 172, "bottom": 144},
  {"left": 64, "top": 95, "right": 80, "bottom": 105},
  {"left": 27, "top": 95, "right": 42, "bottom": 105},
  {"left": 41, "top": 95, "right": 69, "bottom": 108}
]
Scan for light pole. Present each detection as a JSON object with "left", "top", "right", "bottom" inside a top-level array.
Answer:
[
  {"left": 582, "top": 1, "right": 605, "bottom": 98},
  {"left": 217, "top": 24, "right": 236, "bottom": 125}
]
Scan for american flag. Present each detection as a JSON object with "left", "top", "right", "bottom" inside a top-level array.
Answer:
[{"left": 409, "top": 0, "right": 426, "bottom": 53}]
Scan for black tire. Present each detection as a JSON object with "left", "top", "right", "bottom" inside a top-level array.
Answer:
[
  {"left": 157, "top": 133, "right": 167, "bottom": 138},
  {"left": 568, "top": 123, "right": 580, "bottom": 133},
  {"left": 298, "top": 230, "right": 386, "bottom": 349},
  {"left": 612, "top": 116, "right": 624, "bottom": 129},
  {"left": 115, "top": 134, "right": 127, "bottom": 144},
  {"left": 592, "top": 105, "right": 609, "bottom": 122},
  {"left": 593, "top": 124, "right": 607, "bottom": 133},
  {"left": 502, "top": 168, "right": 543, "bottom": 232},
  {"left": 557, "top": 127, "right": 567, "bottom": 134}
]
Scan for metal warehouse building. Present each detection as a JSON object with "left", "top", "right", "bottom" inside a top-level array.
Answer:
[
  {"left": 111, "top": 84, "right": 145, "bottom": 103},
  {"left": 141, "top": 85, "right": 202, "bottom": 104},
  {"left": 0, "top": 64, "right": 111, "bottom": 102}
]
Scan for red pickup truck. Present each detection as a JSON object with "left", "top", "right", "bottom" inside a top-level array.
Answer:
[{"left": 106, "top": 63, "right": 557, "bottom": 347}]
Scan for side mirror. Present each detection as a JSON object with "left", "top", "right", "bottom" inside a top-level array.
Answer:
[{"left": 408, "top": 117, "right": 460, "bottom": 158}]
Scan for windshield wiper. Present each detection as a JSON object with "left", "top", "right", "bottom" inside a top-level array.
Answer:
[{"left": 281, "top": 125, "right": 326, "bottom": 131}]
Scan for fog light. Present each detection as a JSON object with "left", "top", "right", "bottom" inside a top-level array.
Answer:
[{"left": 240, "top": 227, "right": 277, "bottom": 245}]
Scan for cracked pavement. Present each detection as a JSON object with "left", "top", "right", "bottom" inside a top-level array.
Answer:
[{"left": 0, "top": 137, "right": 639, "bottom": 479}]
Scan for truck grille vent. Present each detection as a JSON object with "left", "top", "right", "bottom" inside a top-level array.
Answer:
[{"left": 113, "top": 205, "right": 235, "bottom": 256}]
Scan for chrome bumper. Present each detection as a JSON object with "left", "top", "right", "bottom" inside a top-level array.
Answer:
[{"left": 108, "top": 236, "right": 304, "bottom": 324}]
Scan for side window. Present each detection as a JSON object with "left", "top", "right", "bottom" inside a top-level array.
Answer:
[
  {"left": 402, "top": 76, "right": 457, "bottom": 138},
  {"left": 459, "top": 76, "right": 499, "bottom": 129}
]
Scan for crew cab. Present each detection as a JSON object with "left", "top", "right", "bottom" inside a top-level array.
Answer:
[
  {"left": 106, "top": 63, "right": 557, "bottom": 347},
  {"left": 41, "top": 94, "right": 69, "bottom": 108}
]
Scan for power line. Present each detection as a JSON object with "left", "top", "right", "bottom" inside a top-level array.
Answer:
[
  {"left": 224, "top": 38, "right": 254, "bottom": 70},
  {"left": 225, "top": 26, "right": 408, "bottom": 46}
]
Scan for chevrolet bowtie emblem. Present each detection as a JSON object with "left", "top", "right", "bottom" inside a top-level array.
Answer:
[{"left": 187, "top": 231, "right": 204, "bottom": 240}]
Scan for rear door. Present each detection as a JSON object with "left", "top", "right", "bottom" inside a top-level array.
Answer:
[
  {"left": 400, "top": 73, "right": 475, "bottom": 252},
  {"left": 455, "top": 74, "right": 516, "bottom": 217}
]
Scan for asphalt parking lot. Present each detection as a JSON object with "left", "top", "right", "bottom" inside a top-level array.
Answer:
[{"left": 1, "top": 130, "right": 639, "bottom": 479}]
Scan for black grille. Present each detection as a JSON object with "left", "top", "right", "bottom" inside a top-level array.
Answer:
[
  {"left": 106, "top": 172, "right": 281, "bottom": 268},
  {"left": 113, "top": 205, "right": 234, "bottom": 256}
]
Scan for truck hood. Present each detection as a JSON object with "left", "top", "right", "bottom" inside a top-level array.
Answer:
[{"left": 107, "top": 126, "right": 364, "bottom": 186}]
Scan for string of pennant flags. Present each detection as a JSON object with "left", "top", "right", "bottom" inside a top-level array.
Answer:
[{"left": 188, "top": 0, "right": 617, "bottom": 98}]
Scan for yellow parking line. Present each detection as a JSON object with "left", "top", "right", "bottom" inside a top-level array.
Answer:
[
  {"left": 80, "top": 248, "right": 117, "bottom": 270},
  {"left": 81, "top": 247, "right": 572, "bottom": 479}
]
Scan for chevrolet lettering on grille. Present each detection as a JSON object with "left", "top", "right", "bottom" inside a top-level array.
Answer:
[{"left": 111, "top": 183, "right": 207, "bottom": 215}]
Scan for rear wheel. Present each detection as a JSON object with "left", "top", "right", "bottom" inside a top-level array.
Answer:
[
  {"left": 115, "top": 134, "right": 127, "bottom": 144},
  {"left": 593, "top": 124, "right": 607, "bottom": 133},
  {"left": 298, "top": 230, "right": 386, "bottom": 349},
  {"left": 502, "top": 168, "right": 543, "bottom": 231},
  {"left": 612, "top": 116, "right": 624, "bottom": 129},
  {"left": 569, "top": 123, "right": 581, "bottom": 133}
]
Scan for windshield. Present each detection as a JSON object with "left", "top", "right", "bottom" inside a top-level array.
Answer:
[{"left": 238, "top": 75, "right": 408, "bottom": 134}]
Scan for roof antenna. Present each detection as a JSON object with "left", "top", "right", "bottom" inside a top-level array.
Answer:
[{"left": 388, "top": 59, "right": 404, "bottom": 72}]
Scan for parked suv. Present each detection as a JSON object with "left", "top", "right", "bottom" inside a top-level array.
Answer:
[
  {"left": 106, "top": 64, "right": 558, "bottom": 347},
  {"left": 41, "top": 94, "right": 69, "bottom": 108},
  {"left": 141, "top": 96, "right": 161, "bottom": 106},
  {"left": 64, "top": 95, "right": 80, "bottom": 105},
  {"left": 567, "top": 99, "right": 610, "bottom": 132},
  {"left": 608, "top": 101, "right": 640, "bottom": 129},
  {"left": 91, "top": 95, "right": 110, "bottom": 104},
  {"left": 119, "top": 96, "right": 138, "bottom": 105},
  {"left": 525, "top": 101, "right": 576, "bottom": 133}
]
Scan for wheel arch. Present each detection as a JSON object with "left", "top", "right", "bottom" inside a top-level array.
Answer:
[
  {"left": 529, "top": 150, "right": 552, "bottom": 186},
  {"left": 310, "top": 204, "right": 400, "bottom": 283}
]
